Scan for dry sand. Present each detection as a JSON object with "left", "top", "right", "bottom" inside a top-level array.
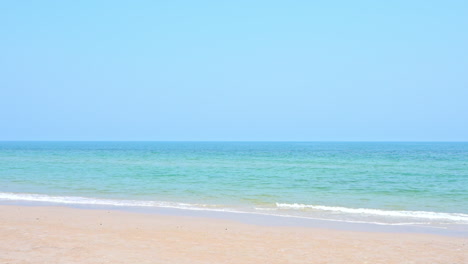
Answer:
[{"left": 0, "top": 205, "right": 466, "bottom": 264}]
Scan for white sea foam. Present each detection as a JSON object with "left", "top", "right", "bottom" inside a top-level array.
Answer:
[
  {"left": 275, "top": 203, "right": 468, "bottom": 223},
  {"left": 1, "top": 192, "right": 467, "bottom": 225},
  {"left": 0, "top": 192, "right": 237, "bottom": 213}
]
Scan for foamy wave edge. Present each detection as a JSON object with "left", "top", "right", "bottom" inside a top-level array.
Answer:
[
  {"left": 276, "top": 203, "right": 468, "bottom": 223},
  {"left": 2, "top": 192, "right": 467, "bottom": 225},
  {"left": 0, "top": 192, "right": 238, "bottom": 213},
  {"left": 0, "top": 192, "right": 420, "bottom": 226}
]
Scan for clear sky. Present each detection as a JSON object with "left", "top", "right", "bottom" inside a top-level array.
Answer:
[{"left": 1, "top": 1, "right": 467, "bottom": 141}]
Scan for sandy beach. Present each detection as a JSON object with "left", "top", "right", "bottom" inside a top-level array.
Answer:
[{"left": 0, "top": 205, "right": 466, "bottom": 264}]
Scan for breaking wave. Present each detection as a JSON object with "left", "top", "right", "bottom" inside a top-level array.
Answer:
[
  {"left": 275, "top": 203, "right": 468, "bottom": 223},
  {"left": 2, "top": 192, "right": 468, "bottom": 225}
]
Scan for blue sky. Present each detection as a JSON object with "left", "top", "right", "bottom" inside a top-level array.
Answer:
[{"left": 1, "top": 1, "right": 467, "bottom": 141}]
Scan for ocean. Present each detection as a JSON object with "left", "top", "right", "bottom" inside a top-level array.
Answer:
[{"left": 1, "top": 141, "right": 467, "bottom": 230}]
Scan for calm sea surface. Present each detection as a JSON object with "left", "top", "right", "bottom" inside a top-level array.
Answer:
[{"left": 1, "top": 142, "right": 467, "bottom": 228}]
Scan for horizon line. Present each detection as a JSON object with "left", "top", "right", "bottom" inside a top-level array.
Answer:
[{"left": 1, "top": 140, "right": 467, "bottom": 143}]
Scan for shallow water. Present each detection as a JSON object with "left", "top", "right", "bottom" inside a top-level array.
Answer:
[{"left": 1, "top": 141, "right": 467, "bottom": 229}]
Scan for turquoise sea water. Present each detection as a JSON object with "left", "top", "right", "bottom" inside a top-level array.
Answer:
[{"left": 1, "top": 142, "right": 467, "bottom": 228}]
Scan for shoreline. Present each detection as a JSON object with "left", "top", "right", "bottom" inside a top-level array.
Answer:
[
  {"left": 1, "top": 205, "right": 467, "bottom": 263},
  {"left": 2, "top": 199, "right": 468, "bottom": 238}
]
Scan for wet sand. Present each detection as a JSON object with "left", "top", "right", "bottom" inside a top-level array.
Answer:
[{"left": 0, "top": 205, "right": 466, "bottom": 264}]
